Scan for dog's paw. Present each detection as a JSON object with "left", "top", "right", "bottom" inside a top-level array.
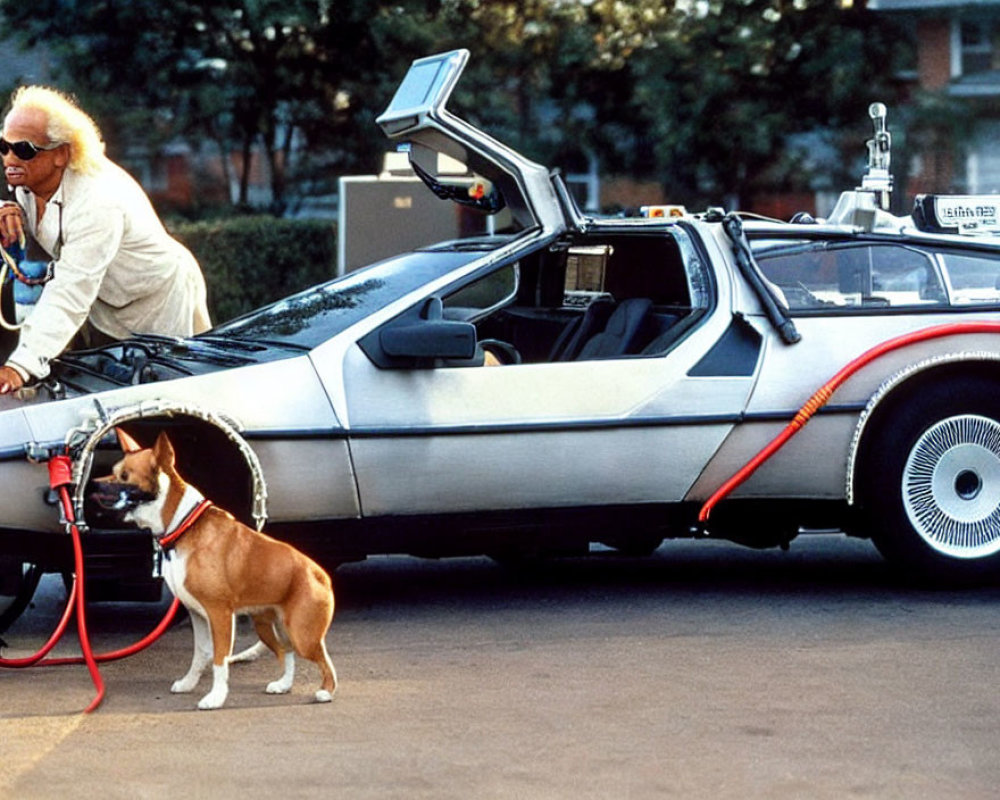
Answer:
[
  {"left": 266, "top": 678, "right": 292, "bottom": 694},
  {"left": 314, "top": 689, "right": 334, "bottom": 703},
  {"left": 197, "top": 690, "right": 228, "bottom": 710},
  {"left": 171, "top": 678, "right": 198, "bottom": 694}
]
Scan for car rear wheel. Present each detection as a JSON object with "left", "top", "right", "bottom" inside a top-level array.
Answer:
[{"left": 860, "top": 376, "right": 1000, "bottom": 583}]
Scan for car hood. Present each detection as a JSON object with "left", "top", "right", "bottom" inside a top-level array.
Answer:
[{"left": 0, "top": 353, "right": 341, "bottom": 462}]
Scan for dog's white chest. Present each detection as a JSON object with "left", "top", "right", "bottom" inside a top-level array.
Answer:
[{"left": 162, "top": 550, "right": 207, "bottom": 618}]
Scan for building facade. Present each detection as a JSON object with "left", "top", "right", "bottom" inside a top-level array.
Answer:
[{"left": 871, "top": 0, "right": 1000, "bottom": 194}]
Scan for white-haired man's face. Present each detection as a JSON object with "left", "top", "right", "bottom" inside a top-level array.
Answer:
[{"left": 2, "top": 106, "right": 70, "bottom": 201}]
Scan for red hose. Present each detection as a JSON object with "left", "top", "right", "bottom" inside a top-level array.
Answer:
[
  {"left": 0, "top": 577, "right": 78, "bottom": 668},
  {"left": 61, "top": 480, "right": 106, "bottom": 713},
  {"left": 40, "top": 597, "right": 180, "bottom": 666},
  {"left": 0, "top": 454, "right": 179, "bottom": 712},
  {"left": 698, "top": 321, "right": 1000, "bottom": 522}
]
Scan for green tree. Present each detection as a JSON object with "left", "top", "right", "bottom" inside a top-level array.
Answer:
[
  {"left": 626, "top": 0, "right": 907, "bottom": 208},
  {"left": 404, "top": 0, "right": 906, "bottom": 210},
  {"left": 1, "top": 0, "right": 390, "bottom": 209},
  {"left": 1, "top": 0, "right": 909, "bottom": 215}
]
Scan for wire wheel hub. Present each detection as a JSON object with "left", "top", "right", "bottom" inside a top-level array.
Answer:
[{"left": 903, "top": 414, "right": 1000, "bottom": 559}]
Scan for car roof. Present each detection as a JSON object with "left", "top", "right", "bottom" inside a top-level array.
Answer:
[{"left": 739, "top": 217, "right": 1000, "bottom": 250}]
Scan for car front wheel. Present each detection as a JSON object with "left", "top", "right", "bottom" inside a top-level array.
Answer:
[{"left": 861, "top": 377, "right": 1000, "bottom": 584}]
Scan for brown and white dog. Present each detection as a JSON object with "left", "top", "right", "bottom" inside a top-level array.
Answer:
[{"left": 92, "top": 430, "right": 337, "bottom": 710}]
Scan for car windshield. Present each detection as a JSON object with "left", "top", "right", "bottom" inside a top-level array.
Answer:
[{"left": 204, "top": 246, "right": 496, "bottom": 349}]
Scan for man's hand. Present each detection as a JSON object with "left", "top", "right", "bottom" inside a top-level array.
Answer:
[
  {"left": 0, "top": 366, "right": 25, "bottom": 394},
  {"left": 0, "top": 203, "right": 25, "bottom": 249}
]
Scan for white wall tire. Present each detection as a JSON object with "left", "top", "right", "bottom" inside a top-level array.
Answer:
[
  {"left": 860, "top": 375, "right": 1000, "bottom": 584},
  {"left": 902, "top": 414, "right": 1000, "bottom": 560}
]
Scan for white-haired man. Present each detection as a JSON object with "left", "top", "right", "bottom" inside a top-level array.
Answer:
[{"left": 0, "top": 86, "right": 210, "bottom": 394}]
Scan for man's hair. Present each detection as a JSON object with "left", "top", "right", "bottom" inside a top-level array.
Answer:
[{"left": 6, "top": 86, "right": 105, "bottom": 175}]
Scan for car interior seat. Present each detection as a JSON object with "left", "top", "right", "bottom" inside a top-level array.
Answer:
[
  {"left": 550, "top": 297, "right": 616, "bottom": 361},
  {"left": 575, "top": 297, "right": 653, "bottom": 360}
]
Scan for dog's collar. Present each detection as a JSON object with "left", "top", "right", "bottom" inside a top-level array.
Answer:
[{"left": 158, "top": 497, "right": 213, "bottom": 551}]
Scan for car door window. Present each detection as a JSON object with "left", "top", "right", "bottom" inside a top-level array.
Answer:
[
  {"left": 442, "top": 228, "right": 711, "bottom": 363},
  {"left": 367, "top": 228, "right": 712, "bottom": 368}
]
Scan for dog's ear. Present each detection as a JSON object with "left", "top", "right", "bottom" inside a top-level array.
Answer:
[
  {"left": 152, "top": 431, "right": 175, "bottom": 469},
  {"left": 115, "top": 427, "right": 143, "bottom": 454}
]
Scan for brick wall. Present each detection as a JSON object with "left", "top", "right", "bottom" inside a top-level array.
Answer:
[{"left": 916, "top": 18, "right": 953, "bottom": 89}]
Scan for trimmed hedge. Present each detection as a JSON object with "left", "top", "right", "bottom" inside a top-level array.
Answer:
[{"left": 170, "top": 216, "right": 338, "bottom": 325}]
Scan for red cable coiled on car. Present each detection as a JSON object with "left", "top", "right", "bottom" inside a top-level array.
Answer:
[{"left": 698, "top": 321, "right": 1000, "bottom": 523}]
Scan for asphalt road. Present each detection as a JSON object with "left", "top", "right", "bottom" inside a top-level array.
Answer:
[{"left": 2, "top": 535, "right": 999, "bottom": 799}]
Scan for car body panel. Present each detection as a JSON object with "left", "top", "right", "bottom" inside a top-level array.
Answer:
[
  {"left": 688, "top": 414, "right": 864, "bottom": 502},
  {"left": 747, "top": 316, "right": 1000, "bottom": 416},
  {"left": 248, "top": 438, "right": 360, "bottom": 522},
  {"left": 2, "top": 357, "right": 340, "bottom": 448},
  {"left": 0, "top": 358, "right": 349, "bottom": 532},
  {"left": 344, "top": 347, "right": 748, "bottom": 515}
]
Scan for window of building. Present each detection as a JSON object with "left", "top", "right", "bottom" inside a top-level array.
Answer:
[{"left": 960, "top": 20, "right": 1000, "bottom": 75}]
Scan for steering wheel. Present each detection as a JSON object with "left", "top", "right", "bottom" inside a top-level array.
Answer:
[{"left": 479, "top": 339, "right": 522, "bottom": 365}]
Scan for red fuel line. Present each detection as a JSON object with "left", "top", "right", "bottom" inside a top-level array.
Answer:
[
  {"left": 698, "top": 321, "right": 1000, "bottom": 523},
  {"left": 0, "top": 454, "right": 180, "bottom": 713}
]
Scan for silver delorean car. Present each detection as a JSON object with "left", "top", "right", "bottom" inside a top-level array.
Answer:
[{"left": 2, "top": 50, "right": 1000, "bottom": 625}]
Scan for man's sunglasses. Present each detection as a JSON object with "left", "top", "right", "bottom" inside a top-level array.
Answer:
[{"left": 0, "top": 138, "right": 64, "bottom": 161}]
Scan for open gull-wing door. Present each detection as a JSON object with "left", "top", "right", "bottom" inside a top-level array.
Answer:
[{"left": 376, "top": 49, "right": 570, "bottom": 235}]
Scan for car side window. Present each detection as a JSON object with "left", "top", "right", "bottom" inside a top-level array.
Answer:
[
  {"left": 442, "top": 263, "right": 519, "bottom": 320},
  {"left": 938, "top": 251, "right": 1000, "bottom": 305},
  {"left": 869, "top": 245, "right": 947, "bottom": 304},
  {"left": 754, "top": 242, "right": 947, "bottom": 311},
  {"left": 429, "top": 228, "right": 711, "bottom": 365}
]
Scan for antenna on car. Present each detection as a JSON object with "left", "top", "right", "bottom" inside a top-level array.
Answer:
[{"left": 861, "top": 103, "right": 893, "bottom": 211}]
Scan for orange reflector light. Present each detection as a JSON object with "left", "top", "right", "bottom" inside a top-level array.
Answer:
[{"left": 640, "top": 205, "right": 687, "bottom": 218}]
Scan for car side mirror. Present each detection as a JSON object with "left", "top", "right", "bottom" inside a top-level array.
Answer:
[{"left": 379, "top": 319, "right": 477, "bottom": 360}]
